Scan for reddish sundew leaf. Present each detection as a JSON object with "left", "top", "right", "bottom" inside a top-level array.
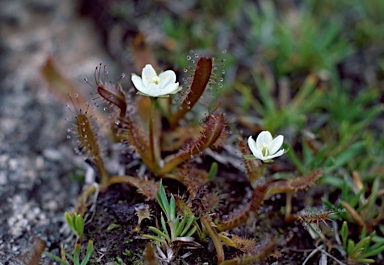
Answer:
[
  {"left": 266, "top": 169, "right": 323, "bottom": 197},
  {"left": 219, "top": 238, "right": 276, "bottom": 265},
  {"left": 216, "top": 184, "right": 268, "bottom": 232},
  {"left": 160, "top": 112, "right": 226, "bottom": 175},
  {"left": 169, "top": 57, "right": 213, "bottom": 128},
  {"left": 76, "top": 112, "right": 108, "bottom": 184}
]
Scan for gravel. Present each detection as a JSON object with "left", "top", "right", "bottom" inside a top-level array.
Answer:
[{"left": 0, "top": 0, "right": 115, "bottom": 263}]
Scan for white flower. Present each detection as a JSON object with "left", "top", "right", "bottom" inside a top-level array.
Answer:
[
  {"left": 131, "top": 64, "right": 181, "bottom": 97},
  {"left": 248, "top": 131, "right": 285, "bottom": 162}
]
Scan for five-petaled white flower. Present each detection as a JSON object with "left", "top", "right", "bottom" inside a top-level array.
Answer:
[
  {"left": 248, "top": 131, "right": 285, "bottom": 162},
  {"left": 131, "top": 64, "right": 181, "bottom": 97}
]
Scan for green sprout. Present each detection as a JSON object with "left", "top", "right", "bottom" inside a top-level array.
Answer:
[
  {"left": 65, "top": 212, "right": 85, "bottom": 239},
  {"left": 340, "top": 221, "right": 384, "bottom": 264},
  {"left": 44, "top": 212, "right": 94, "bottom": 265},
  {"left": 143, "top": 181, "right": 200, "bottom": 262}
]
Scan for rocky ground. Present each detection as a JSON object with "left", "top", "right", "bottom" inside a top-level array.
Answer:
[{"left": 0, "top": 0, "right": 116, "bottom": 263}]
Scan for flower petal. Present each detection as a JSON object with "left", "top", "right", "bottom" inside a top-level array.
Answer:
[
  {"left": 266, "top": 149, "right": 284, "bottom": 160},
  {"left": 146, "top": 83, "right": 162, "bottom": 97},
  {"left": 142, "top": 64, "right": 157, "bottom": 87},
  {"left": 256, "top": 131, "right": 273, "bottom": 150},
  {"left": 159, "top": 70, "right": 176, "bottom": 89},
  {"left": 248, "top": 136, "right": 261, "bottom": 159},
  {"left": 269, "top": 135, "right": 284, "bottom": 155},
  {"left": 131, "top": 74, "right": 148, "bottom": 95},
  {"left": 160, "top": 82, "right": 180, "bottom": 95}
]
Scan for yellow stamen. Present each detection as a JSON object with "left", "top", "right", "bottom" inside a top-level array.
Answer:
[{"left": 262, "top": 147, "right": 269, "bottom": 157}]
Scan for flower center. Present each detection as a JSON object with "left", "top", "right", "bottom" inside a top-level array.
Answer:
[
  {"left": 261, "top": 147, "right": 269, "bottom": 157},
  {"left": 151, "top": 75, "right": 160, "bottom": 85},
  {"left": 259, "top": 142, "right": 270, "bottom": 157}
]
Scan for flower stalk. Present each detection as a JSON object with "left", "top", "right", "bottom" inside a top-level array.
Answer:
[{"left": 149, "top": 97, "right": 158, "bottom": 167}]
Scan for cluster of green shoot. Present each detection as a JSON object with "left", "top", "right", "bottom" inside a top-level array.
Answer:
[{"left": 45, "top": 213, "right": 93, "bottom": 265}]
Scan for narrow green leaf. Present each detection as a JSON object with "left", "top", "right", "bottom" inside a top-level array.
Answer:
[
  {"left": 64, "top": 212, "right": 72, "bottom": 228},
  {"left": 185, "top": 225, "right": 197, "bottom": 237},
  {"left": 170, "top": 195, "right": 176, "bottom": 222},
  {"left": 73, "top": 241, "right": 81, "bottom": 265},
  {"left": 159, "top": 181, "right": 170, "bottom": 217},
  {"left": 71, "top": 215, "right": 77, "bottom": 232},
  {"left": 64, "top": 252, "right": 75, "bottom": 263},
  {"left": 361, "top": 245, "right": 384, "bottom": 258},
  {"left": 360, "top": 226, "right": 368, "bottom": 240},
  {"left": 366, "top": 178, "right": 379, "bottom": 219},
  {"left": 44, "top": 252, "right": 70, "bottom": 265},
  {"left": 180, "top": 216, "right": 196, "bottom": 237},
  {"left": 155, "top": 192, "right": 165, "bottom": 214},
  {"left": 81, "top": 240, "right": 94, "bottom": 265},
  {"left": 341, "top": 221, "right": 348, "bottom": 251},
  {"left": 160, "top": 214, "right": 170, "bottom": 240},
  {"left": 327, "top": 142, "right": 364, "bottom": 172},
  {"left": 353, "top": 237, "right": 371, "bottom": 254},
  {"left": 75, "top": 215, "right": 84, "bottom": 239},
  {"left": 208, "top": 162, "right": 218, "bottom": 180},
  {"left": 347, "top": 239, "right": 355, "bottom": 254},
  {"left": 174, "top": 216, "right": 185, "bottom": 238},
  {"left": 148, "top": 226, "right": 170, "bottom": 242},
  {"left": 242, "top": 154, "right": 257, "bottom": 160},
  {"left": 349, "top": 188, "right": 365, "bottom": 208},
  {"left": 354, "top": 258, "right": 375, "bottom": 263},
  {"left": 142, "top": 234, "right": 167, "bottom": 245}
]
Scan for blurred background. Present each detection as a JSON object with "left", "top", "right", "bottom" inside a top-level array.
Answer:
[{"left": 1, "top": 0, "right": 383, "bottom": 263}]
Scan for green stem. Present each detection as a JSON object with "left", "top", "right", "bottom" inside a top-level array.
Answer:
[
  {"left": 201, "top": 217, "right": 224, "bottom": 264},
  {"left": 260, "top": 163, "right": 266, "bottom": 175},
  {"left": 149, "top": 97, "right": 157, "bottom": 165}
]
